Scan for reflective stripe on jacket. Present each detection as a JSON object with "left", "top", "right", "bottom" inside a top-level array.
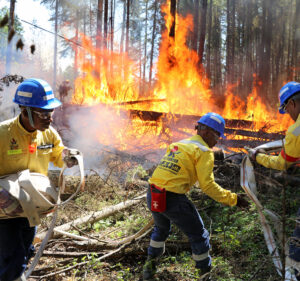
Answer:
[
  {"left": 256, "top": 114, "right": 300, "bottom": 170},
  {"left": 0, "top": 116, "right": 64, "bottom": 176},
  {"left": 149, "top": 135, "right": 237, "bottom": 206}
]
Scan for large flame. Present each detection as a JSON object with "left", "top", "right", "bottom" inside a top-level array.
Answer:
[{"left": 70, "top": 0, "right": 292, "bottom": 152}]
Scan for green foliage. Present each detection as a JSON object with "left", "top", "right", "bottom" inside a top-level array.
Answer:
[
  {"left": 0, "top": 7, "right": 23, "bottom": 34},
  {"left": 125, "top": 164, "right": 148, "bottom": 183},
  {"left": 92, "top": 219, "right": 113, "bottom": 232}
]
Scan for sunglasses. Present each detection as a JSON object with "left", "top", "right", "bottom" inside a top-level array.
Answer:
[{"left": 32, "top": 110, "right": 54, "bottom": 119}]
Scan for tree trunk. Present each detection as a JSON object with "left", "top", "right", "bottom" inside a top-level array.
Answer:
[
  {"left": 149, "top": 0, "right": 158, "bottom": 87},
  {"left": 53, "top": 0, "right": 58, "bottom": 90},
  {"left": 291, "top": 0, "right": 300, "bottom": 80},
  {"left": 120, "top": 0, "right": 126, "bottom": 53},
  {"left": 206, "top": 0, "right": 212, "bottom": 79},
  {"left": 169, "top": 0, "right": 176, "bottom": 38},
  {"left": 96, "top": 0, "right": 103, "bottom": 50},
  {"left": 5, "top": 0, "right": 16, "bottom": 74},
  {"left": 142, "top": 0, "right": 149, "bottom": 92},
  {"left": 104, "top": 0, "right": 108, "bottom": 49},
  {"left": 226, "top": 0, "right": 235, "bottom": 85},
  {"left": 244, "top": 0, "right": 253, "bottom": 95},
  {"left": 125, "top": 0, "right": 130, "bottom": 52},
  {"left": 96, "top": 0, "right": 103, "bottom": 77},
  {"left": 261, "top": 0, "right": 273, "bottom": 99},
  {"left": 74, "top": 10, "right": 79, "bottom": 79},
  {"left": 192, "top": 0, "right": 199, "bottom": 52},
  {"left": 212, "top": 6, "right": 222, "bottom": 93},
  {"left": 198, "top": 0, "right": 208, "bottom": 65},
  {"left": 110, "top": 0, "right": 115, "bottom": 52}
]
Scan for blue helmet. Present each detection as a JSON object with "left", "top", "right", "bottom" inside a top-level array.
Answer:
[
  {"left": 278, "top": 81, "right": 300, "bottom": 114},
  {"left": 13, "top": 78, "right": 62, "bottom": 109},
  {"left": 197, "top": 112, "right": 226, "bottom": 139}
]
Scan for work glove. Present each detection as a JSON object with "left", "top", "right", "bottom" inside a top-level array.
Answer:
[
  {"left": 236, "top": 193, "right": 250, "bottom": 209},
  {"left": 0, "top": 188, "right": 23, "bottom": 216},
  {"left": 63, "top": 148, "right": 81, "bottom": 168},
  {"left": 245, "top": 147, "right": 266, "bottom": 162}
]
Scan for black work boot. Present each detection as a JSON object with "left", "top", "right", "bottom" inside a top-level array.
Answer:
[
  {"left": 195, "top": 266, "right": 211, "bottom": 281},
  {"left": 142, "top": 256, "right": 157, "bottom": 280}
]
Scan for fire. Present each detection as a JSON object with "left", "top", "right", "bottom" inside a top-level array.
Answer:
[{"left": 70, "top": 0, "right": 292, "bottom": 152}]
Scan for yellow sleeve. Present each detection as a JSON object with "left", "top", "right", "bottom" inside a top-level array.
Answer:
[
  {"left": 256, "top": 153, "right": 287, "bottom": 170},
  {"left": 196, "top": 151, "right": 237, "bottom": 206},
  {"left": 256, "top": 132, "right": 300, "bottom": 170},
  {"left": 49, "top": 129, "right": 65, "bottom": 168}
]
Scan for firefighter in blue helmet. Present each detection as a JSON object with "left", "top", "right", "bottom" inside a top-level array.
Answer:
[
  {"left": 0, "top": 78, "right": 78, "bottom": 281},
  {"left": 249, "top": 81, "right": 300, "bottom": 280},
  {"left": 143, "top": 112, "right": 250, "bottom": 281}
]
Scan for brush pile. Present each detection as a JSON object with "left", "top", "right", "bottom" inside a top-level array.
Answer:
[{"left": 27, "top": 150, "right": 299, "bottom": 281}]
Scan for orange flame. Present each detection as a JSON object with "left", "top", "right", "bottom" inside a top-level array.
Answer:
[{"left": 70, "top": 0, "right": 292, "bottom": 151}]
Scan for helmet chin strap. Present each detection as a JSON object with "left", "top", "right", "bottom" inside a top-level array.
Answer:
[{"left": 25, "top": 107, "right": 35, "bottom": 128}]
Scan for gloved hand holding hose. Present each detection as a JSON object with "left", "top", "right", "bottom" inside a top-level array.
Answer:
[
  {"left": 236, "top": 193, "right": 250, "bottom": 209},
  {"left": 62, "top": 148, "right": 81, "bottom": 168},
  {"left": 244, "top": 147, "right": 266, "bottom": 162}
]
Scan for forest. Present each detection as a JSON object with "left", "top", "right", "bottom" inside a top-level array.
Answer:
[{"left": 0, "top": 0, "right": 299, "bottom": 280}]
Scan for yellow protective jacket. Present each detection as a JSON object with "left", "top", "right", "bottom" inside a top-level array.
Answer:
[
  {"left": 0, "top": 116, "right": 65, "bottom": 176},
  {"left": 149, "top": 135, "right": 237, "bottom": 206},
  {"left": 256, "top": 114, "right": 300, "bottom": 170}
]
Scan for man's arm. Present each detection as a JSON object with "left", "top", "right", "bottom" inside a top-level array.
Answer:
[
  {"left": 256, "top": 133, "right": 300, "bottom": 170},
  {"left": 196, "top": 151, "right": 237, "bottom": 206}
]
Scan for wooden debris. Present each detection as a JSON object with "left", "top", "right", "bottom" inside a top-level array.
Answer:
[{"left": 37, "top": 193, "right": 146, "bottom": 240}]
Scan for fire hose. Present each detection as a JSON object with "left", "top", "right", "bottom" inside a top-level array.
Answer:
[
  {"left": 241, "top": 140, "right": 298, "bottom": 281},
  {"left": 25, "top": 149, "right": 85, "bottom": 278}
]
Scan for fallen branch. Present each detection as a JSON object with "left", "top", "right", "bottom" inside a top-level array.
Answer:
[
  {"left": 37, "top": 193, "right": 146, "bottom": 240},
  {"left": 38, "top": 222, "right": 151, "bottom": 279}
]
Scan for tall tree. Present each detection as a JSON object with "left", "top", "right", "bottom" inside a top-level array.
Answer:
[
  {"left": 206, "top": 0, "right": 212, "bottom": 78},
  {"left": 226, "top": 0, "right": 235, "bottom": 85},
  {"left": 169, "top": 0, "right": 176, "bottom": 38},
  {"left": 104, "top": 0, "right": 108, "bottom": 48},
  {"left": 53, "top": 0, "right": 58, "bottom": 89},
  {"left": 5, "top": 0, "right": 16, "bottom": 74},
  {"left": 125, "top": 0, "right": 130, "bottom": 52},
  {"left": 291, "top": 0, "right": 300, "bottom": 80},
  {"left": 149, "top": 0, "right": 159, "bottom": 85},
  {"left": 192, "top": 0, "right": 199, "bottom": 52},
  {"left": 142, "top": 0, "right": 149, "bottom": 85},
  {"left": 198, "top": 0, "right": 207, "bottom": 65}
]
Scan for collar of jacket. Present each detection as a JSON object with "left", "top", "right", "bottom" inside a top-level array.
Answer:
[
  {"left": 190, "top": 134, "right": 211, "bottom": 149},
  {"left": 16, "top": 115, "right": 38, "bottom": 137}
]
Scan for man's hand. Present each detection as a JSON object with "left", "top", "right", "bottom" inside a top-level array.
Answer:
[
  {"left": 236, "top": 193, "right": 250, "bottom": 209},
  {"left": 63, "top": 148, "right": 80, "bottom": 168},
  {"left": 245, "top": 147, "right": 266, "bottom": 161},
  {"left": 0, "top": 188, "right": 23, "bottom": 216}
]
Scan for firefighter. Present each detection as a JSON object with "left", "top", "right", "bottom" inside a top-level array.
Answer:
[
  {"left": 0, "top": 78, "right": 79, "bottom": 281},
  {"left": 143, "top": 112, "right": 249, "bottom": 281},
  {"left": 249, "top": 81, "right": 300, "bottom": 280},
  {"left": 58, "top": 80, "right": 71, "bottom": 103}
]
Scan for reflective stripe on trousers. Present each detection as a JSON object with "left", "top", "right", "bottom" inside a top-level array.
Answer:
[{"left": 146, "top": 187, "right": 211, "bottom": 268}]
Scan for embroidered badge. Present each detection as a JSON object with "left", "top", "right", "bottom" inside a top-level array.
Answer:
[
  {"left": 168, "top": 145, "right": 181, "bottom": 157},
  {"left": 10, "top": 138, "right": 18, "bottom": 150}
]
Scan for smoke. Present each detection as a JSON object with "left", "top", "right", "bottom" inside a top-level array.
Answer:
[{"left": 60, "top": 104, "right": 132, "bottom": 170}]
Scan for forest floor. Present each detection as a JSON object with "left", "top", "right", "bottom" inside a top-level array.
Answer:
[{"left": 27, "top": 151, "right": 299, "bottom": 281}]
